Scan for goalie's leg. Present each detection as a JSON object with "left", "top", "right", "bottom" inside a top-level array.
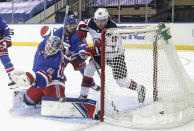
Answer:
[
  {"left": 23, "top": 82, "right": 65, "bottom": 106},
  {"left": 23, "top": 87, "right": 43, "bottom": 106}
]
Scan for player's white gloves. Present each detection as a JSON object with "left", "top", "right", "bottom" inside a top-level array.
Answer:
[
  {"left": 79, "top": 50, "right": 89, "bottom": 60},
  {"left": 10, "top": 70, "right": 35, "bottom": 89},
  {"left": 62, "top": 42, "right": 70, "bottom": 55}
]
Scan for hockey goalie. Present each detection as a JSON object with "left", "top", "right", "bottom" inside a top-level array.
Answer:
[{"left": 9, "top": 16, "right": 100, "bottom": 120}]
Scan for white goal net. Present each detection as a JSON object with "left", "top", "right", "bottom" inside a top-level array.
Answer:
[{"left": 100, "top": 24, "right": 194, "bottom": 129}]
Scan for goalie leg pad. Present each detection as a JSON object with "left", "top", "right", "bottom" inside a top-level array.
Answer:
[
  {"left": 41, "top": 97, "right": 97, "bottom": 119},
  {"left": 73, "top": 103, "right": 96, "bottom": 118}
]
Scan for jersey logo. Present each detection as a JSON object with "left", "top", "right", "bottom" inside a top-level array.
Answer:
[{"left": 99, "top": 12, "right": 102, "bottom": 15}]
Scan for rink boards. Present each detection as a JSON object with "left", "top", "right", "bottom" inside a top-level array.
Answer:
[{"left": 8, "top": 23, "right": 194, "bottom": 50}]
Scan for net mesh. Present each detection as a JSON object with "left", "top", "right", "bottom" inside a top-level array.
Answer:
[{"left": 101, "top": 24, "right": 194, "bottom": 129}]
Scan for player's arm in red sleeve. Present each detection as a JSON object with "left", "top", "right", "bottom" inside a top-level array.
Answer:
[{"left": 76, "top": 20, "right": 89, "bottom": 41}]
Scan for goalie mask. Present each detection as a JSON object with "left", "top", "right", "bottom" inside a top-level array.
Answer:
[{"left": 45, "top": 36, "right": 62, "bottom": 57}]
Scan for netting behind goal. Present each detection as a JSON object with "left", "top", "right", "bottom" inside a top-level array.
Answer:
[{"left": 100, "top": 24, "right": 194, "bottom": 129}]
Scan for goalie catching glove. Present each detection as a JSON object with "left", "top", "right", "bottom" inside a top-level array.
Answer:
[{"left": 10, "top": 70, "right": 35, "bottom": 88}]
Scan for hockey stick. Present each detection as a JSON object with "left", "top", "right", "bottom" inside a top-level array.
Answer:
[
  {"left": 87, "top": 52, "right": 101, "bottom": 78},
  {"left": 64, "top": 52, "right": 80, "bottom": 61},
  {"left": 9, "top": 83, "right": 27, "bottom": 97},
  {"left": 64, "top": 51, "right": 101, "bottom": 79},
  {"left": 61, "top": 1, "right": 70, "bottom": 43}
]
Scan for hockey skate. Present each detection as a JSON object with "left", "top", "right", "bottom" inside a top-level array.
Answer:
[
  {"left": 91, "top": 84, "right": 101, "bottom": 91},
  {"left": 8, "top": 81, "right": 16, "bottom": 86},
  {"left": 137, "top": 85, "right": 146, "bottom": 103}
]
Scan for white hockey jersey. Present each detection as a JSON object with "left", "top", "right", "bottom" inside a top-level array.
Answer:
[
  {"left": 77, "top": 18, "right": 124, "bottom": 59},
  {"left": 76, "top": 18, "right": 117, "bottom": 45}
]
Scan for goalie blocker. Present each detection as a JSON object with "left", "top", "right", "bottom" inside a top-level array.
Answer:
[{"left": 41, "top": 96, "right": 99, "bottom": 120}]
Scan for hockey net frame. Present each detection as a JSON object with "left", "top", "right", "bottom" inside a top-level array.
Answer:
[{"left": 100, "top": 24, "right": 194, "bottom": 129}]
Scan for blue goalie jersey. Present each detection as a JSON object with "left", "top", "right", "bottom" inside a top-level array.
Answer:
[
  {"left": 32, "top": 27, "right": 86, "bottom": 88},
  {"left": 32, "top": 37, "right": 66, "bottom": 88}
]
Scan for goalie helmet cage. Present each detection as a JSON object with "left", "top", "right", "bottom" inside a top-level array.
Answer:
[{"left": 100, "top": 24, "right": 194, "bottom": 129}]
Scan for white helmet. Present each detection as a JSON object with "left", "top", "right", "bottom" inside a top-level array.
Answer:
[{"left": 94, "top": 8, "right": 109, "bottom": 21}]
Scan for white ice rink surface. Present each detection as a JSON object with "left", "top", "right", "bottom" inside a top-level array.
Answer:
[{"left": 1, "top": 46, "right": 194, "bottom": 131}]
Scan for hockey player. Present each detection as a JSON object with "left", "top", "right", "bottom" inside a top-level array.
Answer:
[
  {"left": 39, "top": 16, "right": 100, "bottom": 91},
  {"left": 69, "top": 9, "right": 80, "bottom": 25},
  {"left": 11, "top": 16, "right": 97, "bottom": 118},
  {"left": 77, "top": 8, "right": 146, "bottom": 103},
  {"left": 11, "top": 36, "right": 66, "bottom": 105},
  {"left": 0, "top": 17, "right": 15, "bottom": 82},
  {"left": 56, "top": 15, "right": 100, "bottom": 91},
  {"left": 13, "top": 16, "right": 87, "bottom": 105}
]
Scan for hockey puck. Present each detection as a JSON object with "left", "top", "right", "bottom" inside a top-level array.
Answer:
[{"left": 159, "top": 111, "right": 164, "bottom": 114}]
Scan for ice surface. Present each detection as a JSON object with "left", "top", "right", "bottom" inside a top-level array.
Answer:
[{"left": 0, "top": 47, "right": 194, "bottom": 131}]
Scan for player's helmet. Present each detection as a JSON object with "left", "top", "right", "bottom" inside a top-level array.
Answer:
[
  {"left": 65, "top": 15, "right": 76, "bottom": 24},
  {"left": 45, "top": 36, "right": 62, "bottom": 57},
  {"left": 94, "top": 8, "right": 109, "bottom": 21}
]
